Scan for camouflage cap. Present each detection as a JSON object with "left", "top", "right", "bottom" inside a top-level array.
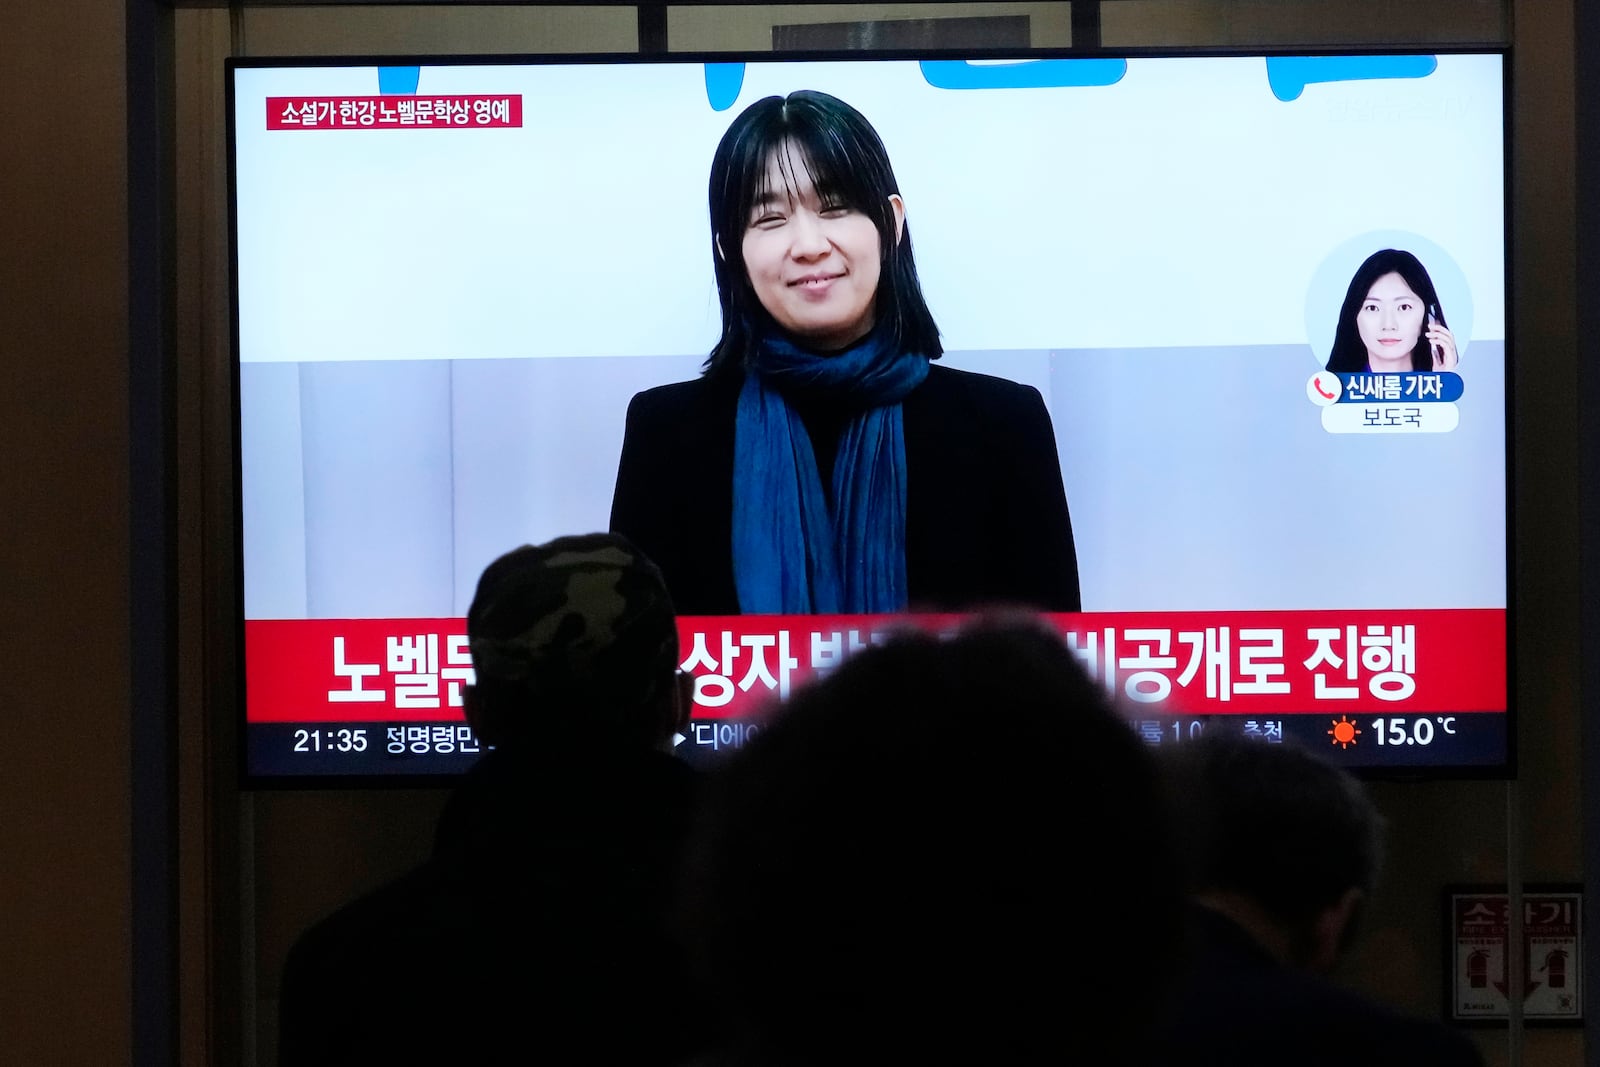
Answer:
[{"left": 466, "top": 533, "right": 679, "bottom": 721}]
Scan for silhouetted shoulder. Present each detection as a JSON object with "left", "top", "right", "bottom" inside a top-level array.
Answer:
[{"left": 1154, "top": 909, "right": 1484, "bottom": 1067}]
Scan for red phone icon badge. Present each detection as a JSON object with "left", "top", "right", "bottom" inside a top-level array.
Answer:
[{"left": 1307, "top": 371, "right": 1342, "bottom": 407}]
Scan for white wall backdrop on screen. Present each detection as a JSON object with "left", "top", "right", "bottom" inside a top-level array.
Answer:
[{"left": 233, "top": 54, "right": 1505, "bottom": 365}]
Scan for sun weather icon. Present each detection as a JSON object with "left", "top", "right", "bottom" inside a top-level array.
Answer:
[{"left": 1328, "top": 716, "right": 1361, "bottom": 749}]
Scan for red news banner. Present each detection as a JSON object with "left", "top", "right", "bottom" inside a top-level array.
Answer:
[
  {"left": 267, "top": 95, "right": 523, "bottom": 130},
  {"left": 246, "top": 609, "right": 1506, "bottom": 724}
]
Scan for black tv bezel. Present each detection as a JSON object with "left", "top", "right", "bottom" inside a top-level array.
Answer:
[{"left": 226, "top": 44, "right": 1514, "bottom": 788}]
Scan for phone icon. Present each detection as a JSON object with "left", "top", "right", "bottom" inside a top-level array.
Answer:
[{"left": 1306, "top": 371, "right": 1341, "bottom": 407}]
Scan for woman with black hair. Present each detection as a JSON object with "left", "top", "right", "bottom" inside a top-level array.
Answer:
[
  {"left": 610, "top": 90, "right": 1079, "bottom": 616},
  {"left": 1325, "top": 248, "right": 1458, "bottom": 374}
]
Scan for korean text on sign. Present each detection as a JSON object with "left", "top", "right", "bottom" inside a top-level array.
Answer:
[{"left": 267, "top": 95, "right": 522, "bottom": 130}]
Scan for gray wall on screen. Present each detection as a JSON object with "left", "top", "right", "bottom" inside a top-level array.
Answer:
[
  {"left": 240, "top": 361, "right": 309, "bottom": 619},
  {"left": 241, "top": 345, "right": 1506, "bottom": 618},
  {"left": 1050, "top": 343, "right": 1507, "bottom": 611},
  {"left": 241, "top": 355, "right": 704, "bottom": 619},
  {"left": 447, "top": 354, "right": 704, "bottom": 612},
  {"left": 300, "top": 361, "right": 456, "bottom": 617}
]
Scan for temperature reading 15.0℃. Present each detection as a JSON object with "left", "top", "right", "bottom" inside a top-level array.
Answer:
[{"left": 1371, "top": 716, "right": 1457, "bottom": 746}]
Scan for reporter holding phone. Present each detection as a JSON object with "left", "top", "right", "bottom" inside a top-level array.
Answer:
[
  {"left": 610, "top": 90, "right": 1080, "bottom": 616},
  {"left": 1325, "top": 248, "right": 1458, "bottom": 374}
]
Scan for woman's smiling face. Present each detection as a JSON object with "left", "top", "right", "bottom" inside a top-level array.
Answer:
[
  {"left": 740, "top": 142, "right": 903, "bottom": 351},
  {"left": 1356, "top": 271, "right": 1425, "bottom": 365}
]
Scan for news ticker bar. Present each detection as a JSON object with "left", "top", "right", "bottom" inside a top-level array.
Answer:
[
  {"left": 246, "top": 608, "right": 1507, "bottom": 725},
  {"left": 246, "top": 711, "right": 1506, "bottom": 778}
]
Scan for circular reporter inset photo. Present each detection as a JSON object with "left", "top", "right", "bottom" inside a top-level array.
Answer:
[{"left": 1304, "top": 231, "right": 1473, "bottom": 374}]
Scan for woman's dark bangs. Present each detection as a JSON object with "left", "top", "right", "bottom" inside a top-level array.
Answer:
[
  {"left": 794, "top": 119, "right": 877, "bottom": 212},
  {"left": 729, "top": 102, "right": 882, "bottom": 228},
  {"left": 729, "top": 125, "right": 779, "bottom": 239}
]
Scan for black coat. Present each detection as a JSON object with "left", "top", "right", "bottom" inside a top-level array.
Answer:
[
  {"left": 278, "top": 746, "right": 702, "bottom": 1066},
  {"left": 1152, "top": 908, "right": 1484, "bottom": 1067},
  {"left": 609, "top": 364, "right": 1080, "bottom": 615}
]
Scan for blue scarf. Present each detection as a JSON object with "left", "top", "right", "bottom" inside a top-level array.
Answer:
[{"left": 732, "top": 325, "right": 930, "bottom": 614}]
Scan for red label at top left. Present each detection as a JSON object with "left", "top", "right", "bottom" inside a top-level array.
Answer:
[{"left": 267, "top": 95, "right": 522, "bottom": 130}]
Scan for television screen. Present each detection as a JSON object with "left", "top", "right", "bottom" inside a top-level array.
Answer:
[{"left": 231, "top": 50, "right": 1509, "bottom": 779}]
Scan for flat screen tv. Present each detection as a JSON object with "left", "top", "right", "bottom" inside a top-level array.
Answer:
[{"left": 230, "top": 49, "right": 1510, "bottom": 780}]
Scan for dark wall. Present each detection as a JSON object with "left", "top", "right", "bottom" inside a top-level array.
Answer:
[{"left": 1, "top": 0, "right": 134, "bottom": 1061}]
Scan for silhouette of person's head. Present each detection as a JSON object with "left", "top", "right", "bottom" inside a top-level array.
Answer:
[
  {"left": 1162, "top": 733, "right": 1385, "bottom": 974},
  {"left": 280, "top": 534, "right": 704, "bottom": 1067},
  {"left": 682, "top": 619, "right": 1183, "bottom": 1064},
  {"left": 464, "top": 532, "right": 688, "bottom": 753}
]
